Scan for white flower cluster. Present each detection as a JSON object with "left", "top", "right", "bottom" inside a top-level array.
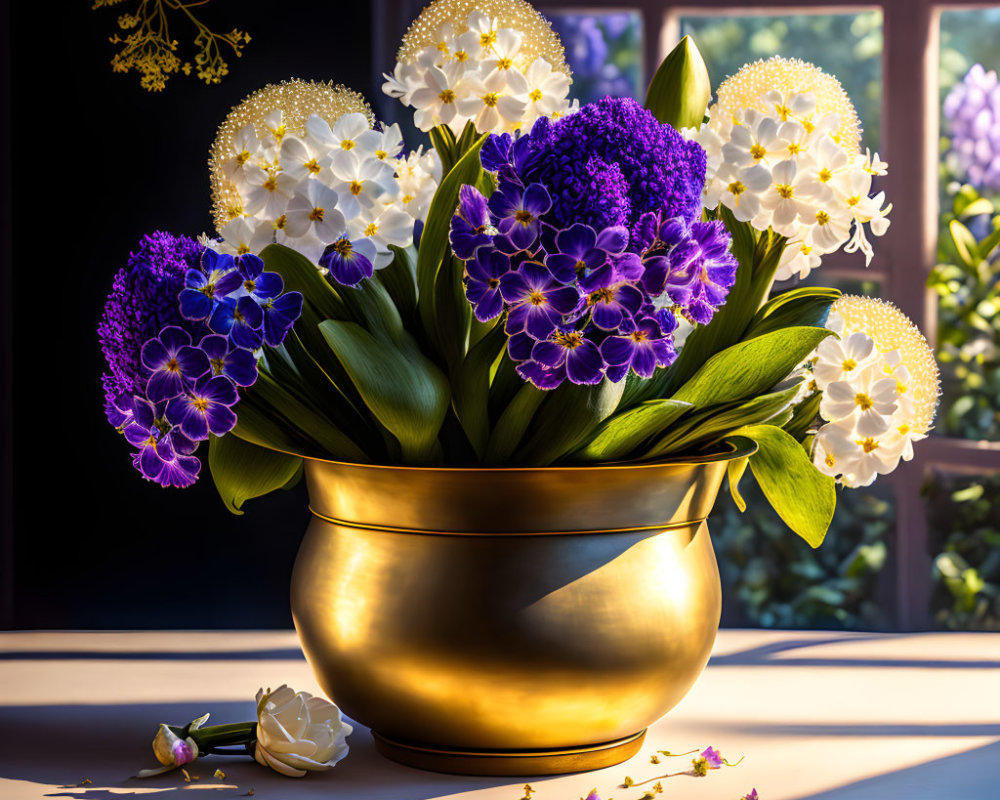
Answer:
[
  {"left": 808, "top": 311, "right": 925, "bottom": 488},
  {"left": 383, "top": 10, "right": 573, "bottom": 134},
  {"left": 694, "top": 92, "right": 892, "bottom": 280},
  {"left": 213, "top": 111, "right": 440, "bottom": 267}
]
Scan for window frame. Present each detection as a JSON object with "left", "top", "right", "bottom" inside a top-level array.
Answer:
[{"left": 372, "top": 0, "right": 1000, "bottom": 629}]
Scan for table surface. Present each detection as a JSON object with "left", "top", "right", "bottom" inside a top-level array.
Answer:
[{"left": 1, "top": 629, "right": 998, "bottom": 800}]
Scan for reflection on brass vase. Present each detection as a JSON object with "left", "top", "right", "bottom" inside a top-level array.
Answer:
[{"left": 290, "top": 441, "right": 755, "bottom": 776}]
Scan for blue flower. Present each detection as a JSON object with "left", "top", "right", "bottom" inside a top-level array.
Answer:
[
  {"left": 543, "top": 223, "right": 626, "bottom": 284},
  {"left": 601, "top": 317, "right": 677, "bottom": 380},
  {"left": 166, "top": 375, "right": 239, "bottom": 441},
  {"left": 489, "top": 183, "right": 552, "bottom": 254},
  {"left": 261, "top": 292, "right": 304, "bottom": 347},
  {"left": 319, "top": 238, "right": 375, "bottom": 286},
  {"left": 529, "top": 326, "right": 606, "bottom": 386},
  {"left": 179, "top": 249, "right": 241, "bottom": 321},
  {"left": 500, "top": 262, "right": 580, "bottom": 340},
  {"left": 200, "top": 334, "right": 258, "bottom": 386},
  {"left": 123, "top": 397, "right": 201, "bottom": 488},
  {"left": 235, "top": 253, "right": 285, "bottom": 301},
  {"left": 210, "top": 296, "right": 264, "bottom": 350},
  {"left": 141, "top": 326, "right": 210, "bottom": 402},
  {"left": 464, "top": 248, "right": 510, "bottom": 322},
  {"left": 450, "top": 184, "right": 494, "bottom": 260}
]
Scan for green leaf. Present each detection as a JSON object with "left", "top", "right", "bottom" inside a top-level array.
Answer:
[
  {"left": 645, "top": 35, "right": 711, "bottom": 130},
  {"left": 319, "top": 320, "right": 450, "bottom": 463},
  {"left": 514, "top": 379, "right": 626, "bottom": 466},
  {"left": 416, "top": 133, "right": 490, "bottom": 355},
  {"left": 452, "top": 319, "right": 507, "bottom": 459},
  {"left": 672, "top": 326, "right": 831, "bottom": 408},
  {"left": 957, "top": 197, "right": 995, "bottom": 220},
  {"left": 979, "top": 225, "right": 1000, "bottom": 260},
  {"left": 260, "top": 243, "right": 348, "bottom": 321},
  {"left": 484, "top": 382, "right": 546, "bottom": 465},
  {"left": 950, "top": 219, "right": 980, "bottom": 267},
  {"left": 727, "top": 456, "right": 749, "bottom": 512},
  {"left": 734, "top": 425, "right": 836, "bottom": 548},
  {"left": 429, "top": 124, "right": 457, "bottom": 174},
  {"left": 208, "top": 434, "right": 303, "bottom": 515},
  {"left": 746, "top": 287, "right": 840, "bottom": 339},
  {"left": 378, "top": 245, "right": 417, "bottom": 328},
  {"left": 570, "top": 399, "right": 692, "bottom": 462},
  {"left": 339, "top": 275, "right": 407, "bottom": 347},
  {"left": 435, "top": 254, "right": 473, "bottom": 371},
  {"left": 783, "top": 391, "right": 822, "bottom": 443},
  {"left": 230, "top": 396, "right": 314, "bottom": 455}
]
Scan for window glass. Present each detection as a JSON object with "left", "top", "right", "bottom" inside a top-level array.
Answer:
[
  {"left": 678, "top": 13, "right": 882, "bottom": 153},
  {"left": 934, "top": 10, "right": 1000, "bottom": 441},
  {"left": 711, "top": 479, "right": 893, "bottom": 630},
  {"left": 546, "top": 11, "right": 643, "bottom": 104},
  {"left": 925, "top": 470, "right": 1000, "bottom": 630}
]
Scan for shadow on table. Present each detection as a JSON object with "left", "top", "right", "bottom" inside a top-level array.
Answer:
[
  {"left": 708, "top": 634, "right": 1000, "bottom": 670},
  {"left": 791, "top": 739, "right": 1000, "bottom": 800},
  {"left": 0, "top": 702, "right": 513, "bottom": 800}
]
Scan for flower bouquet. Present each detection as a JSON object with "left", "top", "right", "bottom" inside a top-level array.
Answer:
[{"left": 100, "top": 0, "right": 940, "bottom": 777}]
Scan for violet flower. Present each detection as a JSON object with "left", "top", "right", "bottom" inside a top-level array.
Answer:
[
  {"left": 141, "top": 326, "right": 210, "bottom": 402},
  {"left": 500, "top": 262, "right": 580, "bottom": 340}
]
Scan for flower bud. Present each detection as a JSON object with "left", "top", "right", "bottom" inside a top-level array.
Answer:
[{"left": 152, "top": 724, "right": 198, "bottom": 767}]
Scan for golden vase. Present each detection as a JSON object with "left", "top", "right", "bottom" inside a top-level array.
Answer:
[{"left": 290, "top": 442, "right": 754, "bottom": 776}]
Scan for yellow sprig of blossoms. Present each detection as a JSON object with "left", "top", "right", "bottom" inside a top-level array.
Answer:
[{"left": 93, "top": 0, "right": 251, "bottom": 92}]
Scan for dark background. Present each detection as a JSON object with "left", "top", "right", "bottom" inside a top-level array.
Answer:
[{"left": 2, "top": 0, "right": 427, "bottom": 629}]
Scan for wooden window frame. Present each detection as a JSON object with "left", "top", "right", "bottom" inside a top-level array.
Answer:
[{"left": 372, "top": 0, "right": 1000, "bottom": 629}]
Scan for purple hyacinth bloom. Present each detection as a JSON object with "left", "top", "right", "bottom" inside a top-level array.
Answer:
[
  {"left": 742, "top": 790, "right": 759, "bottom": 800},
  {"left": 944, "top": 64, "right": 1000, "bottom": 191},
  {"left": 166, "top": 375, "right": 239, "bottom": 440},
  {"left": 179, "top": 249, "right": 241, "bottom": 321},
  {"left": 141, "top": 326, "right": 210, "bottom": 402},
  {"left": 124, "top": 397, "right": 201, "bottom": 488},
  {"left": 601, "top": 317, "right": 677, "bottom": 380},
  {"left": 480, "top": 133, "right": 513, "bottom": 173},
  {"left": 465, "top": 248, "right": 510, "bottom": 322},
  {"left": 319, "top": 238, "right": 375, "bottom": 286},
  {"left": 450, "top": 184, "right": 494, "bottom": 260},
  {"left": 210, "top": 295, "right": 264, "bottom": 350},
  {"left": 490, "top": 183, "right": 552, "bottom": 253},
  {"left": 98, "top": 231, "right": 204, "bottom": 424},
  {"left": 236, "top": 253, "right": 285, "bottom": 300},
  {"left": 531, "top": 326, "right": 606, "bottom": 385},
  {"left": 500, "top": 262, "right": 580, "bottom": 340},
  {"left": 512, "top": 98, "right": 707, "bottom": 238},
  {"left": 668, "top": 221, "right": 738, "bottom": 325},
  {"left": 200, "top": 334, "right": 258, "bottom": 387},
  {"left": 261, "top": 291, "right": 304, "bottom": 347}
]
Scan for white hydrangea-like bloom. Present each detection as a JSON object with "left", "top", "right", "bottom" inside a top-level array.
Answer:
[
  {"left": 212, "top": 110, "right": 439, "bottom": 269},
  {"left": 804, "top": 296, "right": 939, "bottom": 488},
  {"left": 384, "top": 9, "right": 572, "bottom": 134},
  {"left": 690, "top": 57, "right": 892, "bottom": 281}
]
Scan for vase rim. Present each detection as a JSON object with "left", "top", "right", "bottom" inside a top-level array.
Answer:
[{"left": 275, "top": 437, "right": 757, "bottom": 473}]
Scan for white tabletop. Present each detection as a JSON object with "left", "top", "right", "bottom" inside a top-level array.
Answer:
[{"left": 1, "top": 629, "right": 998, "bottom": 799}]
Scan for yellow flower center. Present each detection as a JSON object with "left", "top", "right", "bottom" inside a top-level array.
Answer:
[
  {"left": 728, "top": 180, "right": 746, "bottom": 196},
  {"left": 630, "top": 329, "right": 648, "bottom": 343},
  {"left": 528, "top": 290, "right": 546, "bottom": 306},
  {"left": 439, "top": 88, "right": 456, "bottom": 104},
  {"left": 858, "top": 436, "right": 879, "bottom": 453},
  {"left": 529, "top": 88, "right": 543, "bottom": 102},
  {"left": 588, "top": 287, "right": 615, "bottom": 305},
  {"left": 554, "top": 330, "right": 583, "bottom": 349},
  {"left": 898, "top": 423, "right": 910, "bottom": 435},
  {"left": 497, "top": 57, "right": 512, "bottom": 69},
  {"left": 193, "top": 397, "right": 209, "bottom": 413},
  {"left": 776, "top": 184, "right": 794, "bottom": 199},
  {"left": 274, "top": 214, "right": 287, "bottom": 230},
  {"left": 350, "top": 180, "right": 364, "bottom": 196},
  {"left": 304, "top": 158, "right": 321, "bottom": 175},
  {"left": 237, "top": 244, "right": 251, "bottom": 255},
  {"left": 376, "top": 149, "right": 388, "bottom": 160},
  {"left": 402, "top": 194, "right": 414, "bottom": 204},
  {"left": 514, "top": 209, "right": 534, "bottom": 225},
  {"left": 244, "top": 279, "right": 256, "bottom": 293},
  {"left": 480, "top": 30, "right": 497, "bottom": 48},
  {"left": 816, "top": 210, "right": 831, "bottom": 225},
  {"left": 341, "top": 139, "right": 355, "bottom": 150},
  {"left": 166, "top": 357, "right": 180, "bottom": 373},
  {"left": 847, "top": 195, "right": 860, "bottom": 206},
  {"left": 788, "top": 142, "right": 801, "bottom": 155},
  {"left": 750, "top": 143, "right": 767, "bottom": 160},
  {"left": 333, "top": 239, "right": 352, "bottom": 257},
  {"left": 454, "top": 50, "right": 469, "bottom": 62},
  {"left": 854, "top": 392, "right": 873, "bottom": 411},
  {"left": 309, "top": 207, "right": 325, "bottom": 222},
  {"left": 211, "top": 357, "right": 225, "bottom": 374},
  {"left": 482, "top": 91, "right": 500, "bottom": 107},
  {"left": 226, "top": 205, "right": 243, "bottom": 220},
  {"left": 365, "top": 223, "right": 378, "bottom": 237},
  {"left": 825, "top": 453, "right": 836, "bottom": 468},
  {"left": 263, "top": 177, "right": 277, "bottom": 192},
  {"left": 842, "top": 358, "right": 857, "bottom": 372},
  {"left": 818, "top": 167, "right": 833, "bottom": 182},
  {"left": 897, "top": 380, "right": 908, "bottom": 395},
  {"left": 235, "top": 150, "right": 251, "bottom": 166}
]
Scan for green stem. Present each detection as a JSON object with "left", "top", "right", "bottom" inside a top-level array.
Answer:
[{"left": 188, "top": 722, "right": 258, "bottom": 753}]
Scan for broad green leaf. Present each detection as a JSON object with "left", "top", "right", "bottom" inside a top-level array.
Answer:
[
  {"left": 645, "top": 36, "right": 711, "bottom": 130},
  {"left": 672, "top": 326, "right": 831, "bottom": 408},
  {"left": 950, "top": 219, "right": 979, "bottom": 267},
  {"left": 319, "top": 320, "right": 450, "bottom": 464},
  {"left": 378, "top": 245, "right": 417, "bottom": 328},
  {"left": 727, "top": 455, "right": 749, "bottom": 513},
  {"left": 208, "top": 434, "right": 303, "bottom": 515},
  {"left": 980, "top": 225, "right": 1000, "bottom": 260},
  {"left": 485, "top": 381, "right": 546, "bottom": 465},
  {"left": 783, "top": 391, "right": 822, "bottom": 444},
  {"left": 435, "top": 253, "right": 473, "bottom": 371},
  {"left": 231, "top": 396, "right": 314, "bottom": 456},
  {"left": 248, "top": 371, "right": 369, "bottom": 462},
  {"left": 735, "top": 425, "right": 836, "bottom": 548},
  {"left": 489, "top": 352, "right": 526, "bottom": 421},
  {"left": 452, "top": 320, "right": 507, "bottom": 459},
  {"left": 957, "top": 197, "right": 995, "bottom": 220},
  {"left": 416, "top": 133, "right": 490, "bottom": 354},
  {"left": 429, "top": 124, "right": 457, "bottom": 174},
  {"left": 570, "top": 399, "right": 692, "bottom": 462},
  {"left": 514, "top": 379, "right": 626, "bottom": 466},
  {"left": 648, "top": 382, "right": 802, "bottom": 458},
  {"left": 340, "top": 275, "right": 406, "bottom": 347},
  {"left": 746, "top": 287, "right": 840, "bottom": 339}
]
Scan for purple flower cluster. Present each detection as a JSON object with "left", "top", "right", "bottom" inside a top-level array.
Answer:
[
  {"left": 98, "top": 239, "right": 303, "bottom": 487},
  {"left": 449, "top": 99, "right": 737, "bottom": 390},
  {"left": 944, "top": 64, "right": 1000, "bottom": 191}
]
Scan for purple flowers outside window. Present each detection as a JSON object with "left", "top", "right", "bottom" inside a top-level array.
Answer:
[
  {"left": 99, "top": 238, "right": 304, "bottom": 488},
  {"left": 448, "top": 96, "right": 736, "bottom": 390}
]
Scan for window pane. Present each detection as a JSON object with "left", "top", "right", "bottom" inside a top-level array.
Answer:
[
  {"left": 547, "top": 11, "right": 643, "bottom": 104},
  {"left": 925, "top": 470, "right": 1000, "bottom": 630},
  {"left": 934, "top": 10, "right": 1000, "bottom": 442},
  {"left": 678, "top": 13, "right": 883, "bottom": 152},
  {"left": 710, "top": 479, "right": 893, "bottom": 630}
]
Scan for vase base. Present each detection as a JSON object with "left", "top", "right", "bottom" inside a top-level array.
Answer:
[{"left": 371, "top": 729, "right": 647, "bottom": 776}]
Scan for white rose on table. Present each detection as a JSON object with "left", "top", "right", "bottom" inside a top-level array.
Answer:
[{"left": 254, "top": 685, "right": 353, "bottom": 777}]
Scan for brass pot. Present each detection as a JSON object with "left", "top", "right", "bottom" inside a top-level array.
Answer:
[{"left": 290, "top": 442, "right": 754, "bottom": 776}]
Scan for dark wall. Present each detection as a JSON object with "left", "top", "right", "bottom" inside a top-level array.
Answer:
[{"left": 8, "top": 1, "right": 378, "bottom": 628}]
